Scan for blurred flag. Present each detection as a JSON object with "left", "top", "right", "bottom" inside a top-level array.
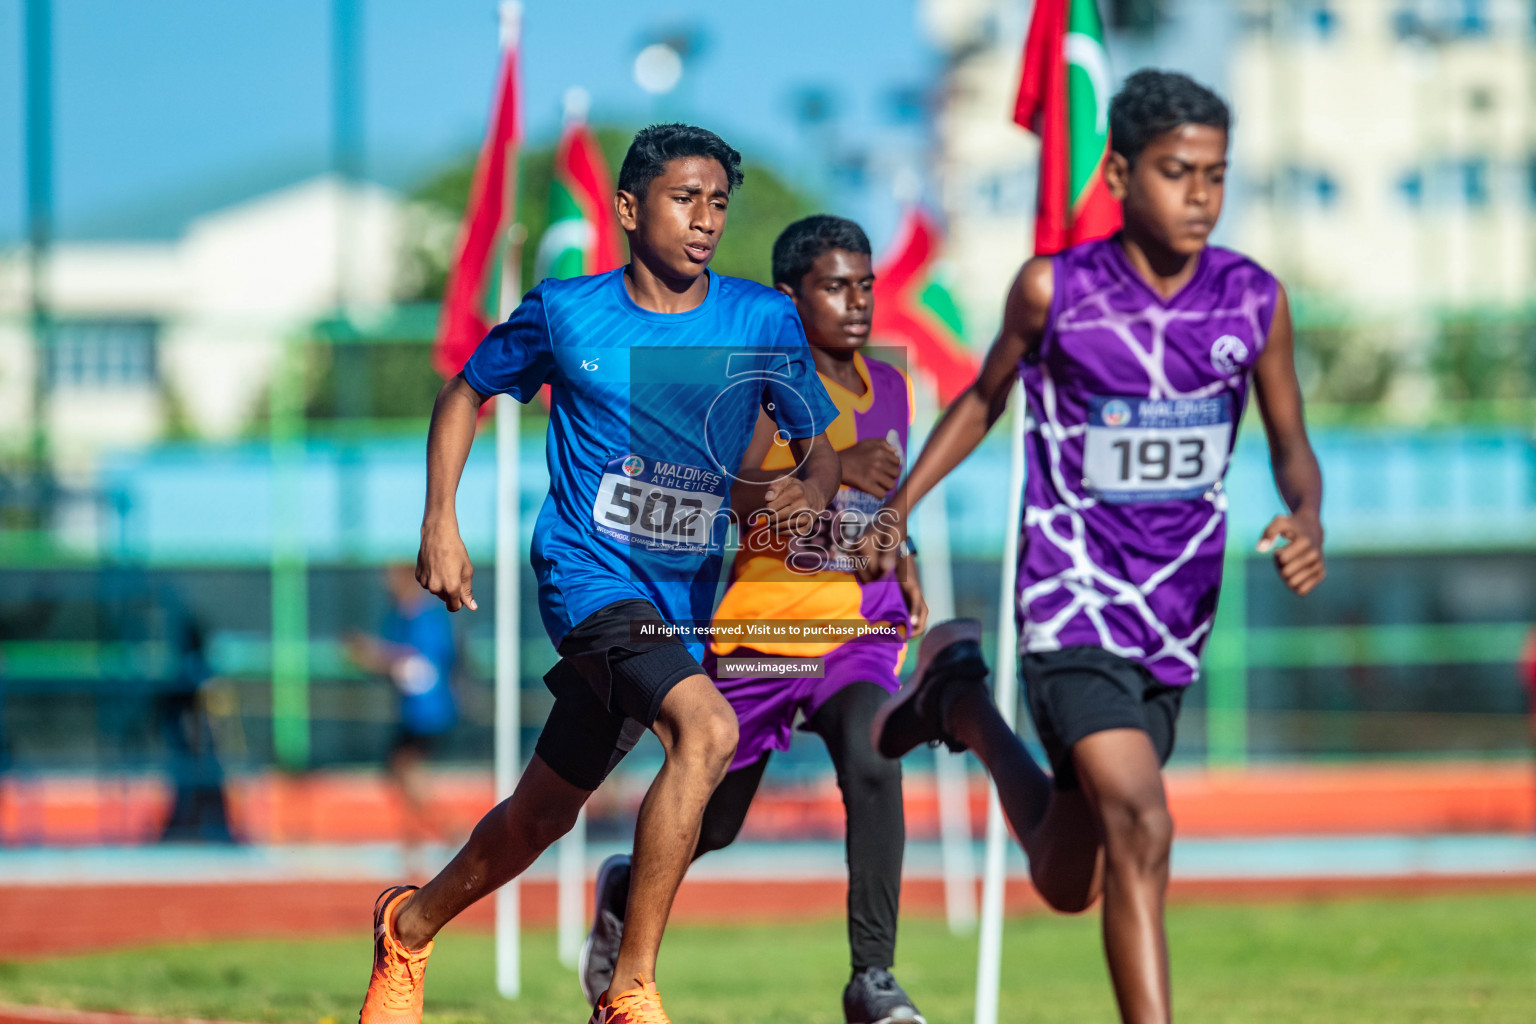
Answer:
[
  {"left": 535, "top": 101, "right": 624, "bottom": 280},
  {"left": 1014, "top": 0, "right": 1122, "bottom": 255},
  {"left": 1522, "top": 626, "right": 1536, "bottom": 702},
  {"left": 432, "top": 8, "right": 522, "bottom": 379},
  {"left": 872, "top": 208, "right": 978, "bottom": 405}
]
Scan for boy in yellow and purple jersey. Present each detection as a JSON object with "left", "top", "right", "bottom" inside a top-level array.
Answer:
[{"left": 580, "top": 216, "right": 929, "bottom": 1024}]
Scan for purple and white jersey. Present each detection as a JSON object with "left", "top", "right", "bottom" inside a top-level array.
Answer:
[{"left": 1016, "top": 238, "right": 1278, "bottom": 685}]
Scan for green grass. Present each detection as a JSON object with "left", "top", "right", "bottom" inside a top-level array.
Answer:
[{"left": 2, "top": 893, "right": 1535, "bottom": 1023}]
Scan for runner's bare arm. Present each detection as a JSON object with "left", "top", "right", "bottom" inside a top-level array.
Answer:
[
  {"left": 856, "top": 257, "right": 1052, "bottom": 581},
  {"left": 761, "top": 429, "right": 839, "bottom": 536},
  {"left": 898, "top": 552, "right": 929, "bottom": 637},
  {"left": 1252, "top": 283, "right": 1326, "bottom": 597},
  {"left": 419, "top": 372, "right": 487, "bottom": 612},
  {"left": 728, "top": 407, "right": 782, "bottom": 515}
]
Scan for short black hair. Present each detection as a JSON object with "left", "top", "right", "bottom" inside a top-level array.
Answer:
[
  {"left": 617, "top": 123, "right": 744, "bottom": 198},
  {"left": 1109, "top": 69, "right": 1231, "bottom": 165},
  {"left": 771, "top": 215, "right": 872, "bottom": 290}
]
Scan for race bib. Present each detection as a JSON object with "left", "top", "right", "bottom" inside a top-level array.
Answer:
[
  {"left": 785, "top": 486, "right": 884, "bottom": 576},
  {"left": 1082, "top": 395, "right": 1232, "bottom": 503},
  {"left": 592, "top": 454, "right": 728, "bottom": 549}
]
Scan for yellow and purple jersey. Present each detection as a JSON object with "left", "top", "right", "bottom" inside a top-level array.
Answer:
[{"left": 712, "top": 351, "right": 913, "bottom": 659}]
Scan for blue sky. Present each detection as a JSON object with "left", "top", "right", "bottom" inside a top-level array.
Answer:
[{"left": 0, "top": 0, "right": 937, "bottom": 245}]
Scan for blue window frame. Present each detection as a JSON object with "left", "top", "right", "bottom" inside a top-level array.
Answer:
[{"left": 46, "top": 319, "right": 160, "bottom": 390}]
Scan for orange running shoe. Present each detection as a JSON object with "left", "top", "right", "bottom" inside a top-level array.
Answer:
[
  {"left": 588, "top": 976, "right": 672, "bottom": 1024},
  {"left": 360, "top": 884, "right": 434, "bottom": 1024}
]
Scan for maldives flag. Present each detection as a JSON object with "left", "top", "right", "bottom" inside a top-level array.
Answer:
[
  {"left": 432, "top": 9, "right": 522, "bottom": 379},
  {"left": 535, "top": 117, "right": 624, "bottom": 280},
  {"left": 872, "top": 209, "right": 978, "bottom": 405},
  {"left": 1014, "top": 0, "right": 1121, "bottom": 256}
]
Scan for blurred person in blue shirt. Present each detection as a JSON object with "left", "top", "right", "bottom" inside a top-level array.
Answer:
[{"left": 346, "top": 565, "right": 460, "bottom": 848}]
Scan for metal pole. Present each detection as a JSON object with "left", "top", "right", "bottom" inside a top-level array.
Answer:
[
  {"left": 911, "top": 378, "right": 977, "bottom": 934},
  {"left": 271, "top": 331, "right": 311, "bottom": 771},
  {"left": 492, "top": 1, "right": 525, "bottom": 984},
  {"left": 493, "top": 383, "right": 521, "bottom": 998},
  {"left": 974, "top": 380, "right": 1024, "bottom": 1024},
  {"left": 25, "top": 0, "right": 54, "bottom": 479},
  {"left": 552, "top": 79, "right": 592, "bottom": 959},
  {"left": 494, "top": 224, "right": 523, "bottom": 993},
  {"left": 331, "top": 0, "right": 368, "bottom": 571},
  {"left": 331, "top": 0, "right": 364, "bottom": 298}
]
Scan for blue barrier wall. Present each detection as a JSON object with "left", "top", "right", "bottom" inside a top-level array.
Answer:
[{"left": 93, "top": 424, "right": 1535, "bottom": 564}]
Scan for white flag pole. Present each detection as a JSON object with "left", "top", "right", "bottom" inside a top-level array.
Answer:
[
  {"left": 493, "top": 392, "right": 522, "bottom": 1000},
  {"left": 973, "top": 379, "right": 1025, "bottom": 1024},
  {"left": 493, "top": 2, "right": 524, "bottom": 1000},
  {"left": 557, "top": 806, "right": 588, "bottom": 967},
  {"left": 911, "top": 377, "right": 977, "bottom": 934},
  {"left": 553, "top": 82, "right": 591, "bottom": 971}
]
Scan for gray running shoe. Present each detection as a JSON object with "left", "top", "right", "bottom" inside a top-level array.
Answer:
[
  {"left": 579, "top": 853, "right": 631, "bottom": 1006},
  {"left": 843, "top": 967, "right": 925, "bottom": 1024},
  {"left": 870, "top": 618, "right": 990, "bottom": 759}
]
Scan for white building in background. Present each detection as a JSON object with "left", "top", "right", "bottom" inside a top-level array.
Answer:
[
  {"left": 0, "top": 177, "right": 404, "bottom": 468},
  {"left": 920, "top": 0, "right": 1535, "bottom": 345},
  {"left": 1232, "top": 0, "right": 1536, "bottom": 313},
  {"left": 917, "top": 0, "right": 1239, "bottom": 343},
  {"left": 920, "top": 0, "right": 1040, "bottom": 346}
]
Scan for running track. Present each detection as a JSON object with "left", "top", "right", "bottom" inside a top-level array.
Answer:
[{"left": 3, "top": 761, "right": 1534, "bottom": 957}]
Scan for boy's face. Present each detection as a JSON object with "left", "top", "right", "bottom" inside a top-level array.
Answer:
[
  {"left": 615, "top": 156, "right": 730, "bottom": 284},
  {"left": 1106, "top": 123, "right": 1227, "bottom": 257},
  {"left": 779, "top": 248, "right": 875, "bottom": 354}
]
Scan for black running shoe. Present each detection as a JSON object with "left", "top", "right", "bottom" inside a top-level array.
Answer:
[
  {"left": 579, "top": 853, "right": 631, "bottom": 1006},
  {"left": 843, "top": 967, "right": 925, "bottom": 1024},
  {"left": 871, "top": 618, "right": 989, "bottom": 758}
]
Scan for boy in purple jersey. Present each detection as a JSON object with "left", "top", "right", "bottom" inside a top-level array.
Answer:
[
  {"left": 579, "top": 217, "right": 929, "bottom": 1024},
  {"left": 865, "top": 71, "right": 1324, "bottom": 1024}
]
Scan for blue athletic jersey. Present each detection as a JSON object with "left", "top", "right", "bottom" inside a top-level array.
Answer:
[
  {"left": 382, "top": 599, "right": 458, "bottom": 736},
  {"left": 463, "top": 267, "right": 838, "bottom": 657}
]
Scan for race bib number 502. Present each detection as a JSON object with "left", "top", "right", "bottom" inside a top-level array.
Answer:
[
  {"left": 1082, "top": 395, "right": 1233, "bottom": 503},
  {"left": 592, "top": 454, "right": 728, "bottom": 549}
]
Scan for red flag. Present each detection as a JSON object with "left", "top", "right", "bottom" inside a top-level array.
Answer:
[
  {"left": 536, "top": 116, "right": 624, "bottom": 279},
  {"left": 1014, "top": 0, "right": 1121, "bottom": 255},
  {"left": 1522, "top": 626, "right": 1536, "bottom": 700},
  {"left": 432, "top": 14, "right": 522, "bottom": 379},
  {"left": 872, "top": 209, "right": 978, "bottom": 405},
  {"left": 560, "top": 120, "right": 624, "bottom": 273}
]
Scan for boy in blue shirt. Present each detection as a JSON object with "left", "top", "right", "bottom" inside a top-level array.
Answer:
[
  {"left": 345, "top": 564, "right": 459, "bottom": 852},
  {"left": 359, "top": 124, "right": 840, "bottom": 1024}
]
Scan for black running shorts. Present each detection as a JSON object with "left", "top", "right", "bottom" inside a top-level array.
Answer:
[
  {"left": 534, "top": 598, "right": 707, "bottom": 791},
  {"left": 1022, "top": 645, "right": 1186, "bottom": 791}
]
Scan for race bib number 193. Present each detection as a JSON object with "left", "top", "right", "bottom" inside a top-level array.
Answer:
[
  {"left": 1083, "top": 395, "right": 1233, "bottom": 503},
  {"left": 592, "top": 454, "right": 727, "bottom": 549}
]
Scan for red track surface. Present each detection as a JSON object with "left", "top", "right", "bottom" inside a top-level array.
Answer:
[
  {"left": 4, "top": 874, "right": 1536, "bottom": 960},
  {"left": 0, "top": 1008, "right": 244, "bottom": 1024},
  {"left": 3, "top": 761, "right": 1533, "bottom": 845},
  {"left": 4, "top": 761, "right": 1535, "bottom": 959}
]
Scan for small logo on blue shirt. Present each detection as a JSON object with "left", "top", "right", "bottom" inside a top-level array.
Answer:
[
  {"left": 1102, "top": 399, "right": 1132, "bottom": 427},
  {"left": 621, "top": 455, "right": 645, "bottom": 477},
  {"left": 580, "top": 357, "right": 601, "bottom": 372}
]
